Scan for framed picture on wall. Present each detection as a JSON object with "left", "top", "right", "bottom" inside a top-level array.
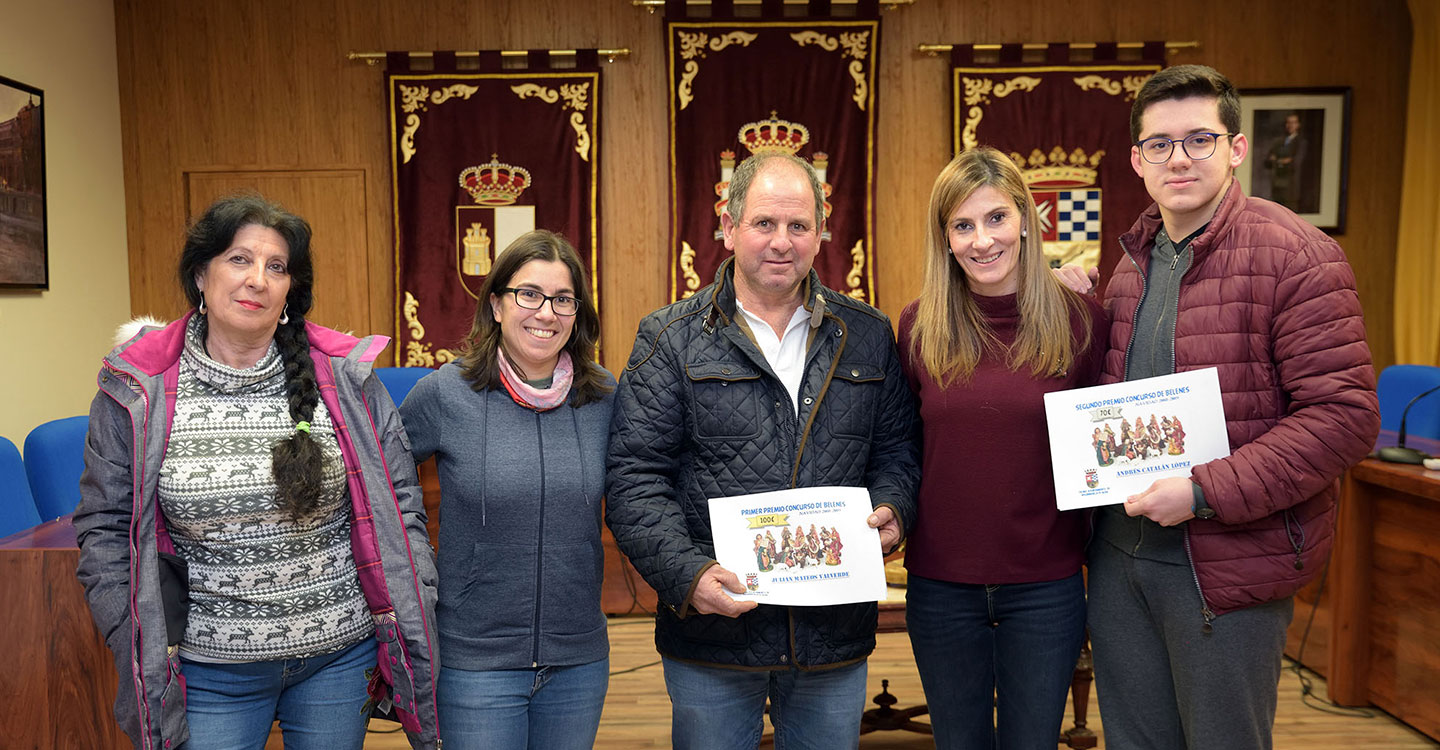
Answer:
[
  {"left": 1236, "top": 87, "right": 1351, "bottom": 234},
  {"left": 0, "top": 74, "right": 47, "bottom": 289}
]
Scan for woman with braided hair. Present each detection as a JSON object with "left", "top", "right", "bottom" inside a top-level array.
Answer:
[{"left": 74, "top": 194, "right": 440, "bottom": 750}]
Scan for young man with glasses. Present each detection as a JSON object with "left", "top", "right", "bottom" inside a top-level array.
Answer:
[{"left": 1082, "top": 65, "right": 1379, "bottom": 748}]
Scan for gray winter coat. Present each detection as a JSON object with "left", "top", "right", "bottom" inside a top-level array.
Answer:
[{"left": 606, "top": 260, "right": 921, "bottom": 669}]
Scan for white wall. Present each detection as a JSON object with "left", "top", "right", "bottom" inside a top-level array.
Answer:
[{"left": 0, "top": 0, "right": 129, "bottom": 446}]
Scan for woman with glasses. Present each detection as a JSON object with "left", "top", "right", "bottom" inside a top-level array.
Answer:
[
  {"left": 897, "top": 147, "right": 1109, "bottom": 749},
  {"left": 399, "top": 230, "right": 615, "bottom": 749}
]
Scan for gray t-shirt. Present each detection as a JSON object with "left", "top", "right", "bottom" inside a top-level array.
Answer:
[{"left": 1095, "top": 225, "right": 1202, "bottom": 564}]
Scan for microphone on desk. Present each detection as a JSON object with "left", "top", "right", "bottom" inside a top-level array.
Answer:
[{"left": 1377, "top": 383, "right": 1440, "bottom": 464}]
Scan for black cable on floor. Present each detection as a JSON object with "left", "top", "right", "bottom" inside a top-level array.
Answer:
[
  {"left": 610, "top": 659, "right": 662, "bottom": 676},
  {"left": 1287, "top": 556, "right": 1375, "bottom": 719}
]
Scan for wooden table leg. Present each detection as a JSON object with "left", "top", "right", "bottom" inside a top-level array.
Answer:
[
  {"left": 1061, "top": 641, "right": 1097, "bottom": 749},
  {"left": 1327, "top": 473, "right": 1373, "bottom": 705}
]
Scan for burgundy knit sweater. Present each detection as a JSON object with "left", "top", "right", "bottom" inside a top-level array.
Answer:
[{"left": 897, "top": 292, "right": 1109, "bottom": 584}]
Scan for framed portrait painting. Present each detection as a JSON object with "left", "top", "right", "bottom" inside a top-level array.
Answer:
[
  {"left": 1236, "top": 87, "right": 1351, "bottom": 234},
  {"left": 0, "top": 74, "right": 46, "bottom": 288}
]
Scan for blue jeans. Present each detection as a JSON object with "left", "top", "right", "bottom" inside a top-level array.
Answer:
[
  {"left": 906, "top": 572, "right": 1086, "bottom": 750},
  {"left": 662, "top": 656, "right": 868, "bottom": 750},
  {"left": 178, "top": 637, "right": 377, "bottom": 750},
  {"left": 437, "top": 657, "right": 609, "bottom": 750}
]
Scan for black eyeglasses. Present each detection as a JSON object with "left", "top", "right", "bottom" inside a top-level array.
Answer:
[
  {"left": 497, "top": 287, "right": 580, "bottom": 316},
  {"left": 1135, "top": 132, "right": 1236, "bottom": 164}
]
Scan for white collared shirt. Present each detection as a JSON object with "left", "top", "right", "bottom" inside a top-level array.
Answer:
[{"left": 735, "top": 300, "right": 811, "bottom": 415}]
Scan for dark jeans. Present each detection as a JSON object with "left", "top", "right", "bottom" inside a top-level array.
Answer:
[{"left": 906, "top": 572, "right": 1086, "bottom": 750}]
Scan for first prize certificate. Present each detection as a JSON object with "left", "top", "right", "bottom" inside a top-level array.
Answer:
[
  {"left": 1044, "top": 368, "right": 1230, "bottom": 510},
  {"left": 707, "top": 486, "right": 887, "bottom": 606}
]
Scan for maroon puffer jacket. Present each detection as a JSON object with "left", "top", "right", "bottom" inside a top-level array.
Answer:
[{"left": 1102, "top": 178, "right": 1379, "bottom": 616}]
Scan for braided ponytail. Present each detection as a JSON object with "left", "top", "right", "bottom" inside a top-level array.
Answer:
[
  {"left": 180, "top": 192, "right": 325, "bottom": 519},
  {"left": 271, "top": 313, "right": 330, "bottom": 519}
]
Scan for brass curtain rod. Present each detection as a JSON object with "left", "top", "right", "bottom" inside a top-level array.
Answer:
[
  {"left": 634, "top": 0, "right": 915, "bottom": 9},
  {"left": 917, "top": 41, "right": 1198, "bottom": 56},
  {"left": 347, "top": 49, "right": 631, "bottom": 66}
]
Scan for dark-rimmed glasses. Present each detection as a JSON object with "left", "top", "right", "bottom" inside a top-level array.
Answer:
[
  {"left": 1135, "top": 132, "right": 1236, "bottom": 164},
  {"left": 497, "top": 287, "right": 580, "bottom": 316}
]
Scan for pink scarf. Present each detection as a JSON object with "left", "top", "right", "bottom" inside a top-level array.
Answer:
[{"left": 497, "top": 348, "right": 574, "bottom": 411}]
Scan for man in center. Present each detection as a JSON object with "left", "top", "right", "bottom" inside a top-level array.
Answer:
[{"left": 606, "top": 152, "right": 921, "bottom": 750}]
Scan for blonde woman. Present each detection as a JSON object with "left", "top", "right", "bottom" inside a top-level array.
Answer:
[{"left": 897, "top": 147, "right": 1109, "bottom": 750}]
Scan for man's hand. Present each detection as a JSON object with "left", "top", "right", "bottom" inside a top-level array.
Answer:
[
  {"left": 868, "top": 506, "right": 902, "bottom": 554},
  {"left": 1053, "top": 264, "right": 1099, "bottom": 295},
  {"left": 689, "top": 564, "right": 759, "bottom": 618},
  {"left": 1124, "top": 476, "right": 1197, "bottom": 527}
]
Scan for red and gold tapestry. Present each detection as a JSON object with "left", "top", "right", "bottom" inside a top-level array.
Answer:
[
  {"left": 952, "top": 44, "right": 1165, "bottom": 292},
  {"left": 387, "top": 52, "right": 600, "bottom": 366},
  {"left": 666, "top": 3, "right": 879, "bottom": 303}
]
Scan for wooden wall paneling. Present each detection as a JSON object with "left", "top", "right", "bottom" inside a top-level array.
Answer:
[
  {"left": 589, "top": 1, "right": 671, "bottom": 371},
  {"left": 185, "top": 169, "right": 372, "bottom": 335},
  {"left": 117, "top": 0, "right": 1411, "bottom": 370},
  {"left": 872, "top": 0, "right": 1409, "bottom": 373}
]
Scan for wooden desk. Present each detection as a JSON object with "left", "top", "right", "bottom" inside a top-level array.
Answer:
[
  {"left": 1285, "top": 433, "right": 1440, "bottom": 741},
  {"left": 0, "top": 516, "right": 129, "bottom": 749}
]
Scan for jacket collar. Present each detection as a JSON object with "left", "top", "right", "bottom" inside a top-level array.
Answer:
[
  {"left": 1120, "top": 177, "right": 1245, "bottom": 270},
  {"left": 113, "top": 310, "right": 390, "bottom": 376},
  {"left": 305, "top": 322, "right": 390, "bottom": 365},
  {"left": 704, "top": 257, "right": 829, "bottom": 330},
  {"left": 113, "top": 313, "right": 192, "bottom": 377}
]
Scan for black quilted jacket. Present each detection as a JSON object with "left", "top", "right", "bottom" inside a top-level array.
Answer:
[{"left": 606, "top": 260, "right": 920, "bottom": 669}]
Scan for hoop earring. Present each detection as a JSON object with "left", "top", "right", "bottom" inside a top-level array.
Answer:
[
  {"left": 198, "top": 293, "right": 207, "bottom": 315},
  {"left": 279, "top": 304, "right": 290, "bottom": 326}
]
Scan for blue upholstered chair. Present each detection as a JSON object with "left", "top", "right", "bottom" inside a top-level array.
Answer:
[
  {"left": 23, "top": 415, "right": 90, "bottom": 522},
  {"left": 1377, "top": 364, "right": 1440, "bottom": 441},
  {"left": 0, "top": 436, "right": 42, "bottom": 538},
  {"left": 373, "top": 367, "right": 433, "bottom": 406}
]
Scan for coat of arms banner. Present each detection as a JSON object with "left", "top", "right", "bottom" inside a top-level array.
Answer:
[
  {"left": 387, "top": 52, "right": 601, "bottom": 366},
  {"left": 666, "top": 2, "right": 879, "bottom": 303},
  {"left": 951, "top": 44, "right": 1165, "bottom": 292}
]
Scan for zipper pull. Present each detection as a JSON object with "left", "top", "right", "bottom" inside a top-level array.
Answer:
[
  {"left": 1201, "top": 606, "right": 1216, "bottom": 634},
  {"left": 1170, "top": 251, "right": 1180, "bottom": 271}
]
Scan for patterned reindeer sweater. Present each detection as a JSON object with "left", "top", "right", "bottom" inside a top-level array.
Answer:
[{"left": 156, "top": 318, "right": 373, "bottom": 661}]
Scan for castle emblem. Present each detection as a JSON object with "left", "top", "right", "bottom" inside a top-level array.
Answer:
[{"left": 455, "top": 154, "right": 536, "bottom": 296}]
